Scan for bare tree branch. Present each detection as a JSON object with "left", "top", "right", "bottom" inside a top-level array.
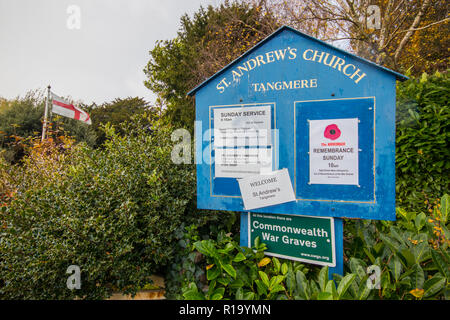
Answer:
[
  {"left": 398, "top": 17, "right": 449, "bottom": 33},
  {"left": 394, "top": 0, "right": 432, "bottom": 63}
]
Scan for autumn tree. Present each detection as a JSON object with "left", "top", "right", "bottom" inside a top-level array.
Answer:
[
  {"left": 144, "top": 0, "right": 278, "bottom": 131},
  {"left": 88, "top": 97, "right": 155, "bottom": 146},
  {"left": 260, "top": 0, "right": 449, "bottom": 74}
]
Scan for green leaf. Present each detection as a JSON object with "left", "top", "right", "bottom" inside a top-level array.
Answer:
[
  {"left": 349, "top": 258, "right": 366, "bottom": 281},
  {"left": 270, "top": 284, "right": 285, "bottom": 294},
  {"left": 348, "top": 275, "right": 359, "bottom": 298},
  {"left": 254, "top": 236, "right": 261, "bottom": 249},
  {"left": 379, "top": 234, "right": 399, "bottom": 253},
  {"left": 235, "top": 287, "right": 244, "bottom": 300},
  {"left": 207, "top": 280, "right": 217, "bottom": 297},
  {"left": 431, "top": 250, "right": 450, "bottom": 278},
  {"left": 255, "top": 279, "right": 268, "bottom": 296},
  {"left": 309, "top": 279, "right": 320, "bottom": 297},
  {"left": 243, "top": 291, "right": 256, "bottom": 300},
  {"left": 390, "top": 226, "right": 406, "bottom": 245},
  {"left": 217, "top": 277, "right": 231, "bottom": 286},
  {"left": 412, "top": 242, "right": 430, "bottom": 264},
  {"left": 182, "top": 282, "right": 205, "bottom": 300},
  {"left": 363, "top": 248, "right": 376, "bottom": 265},
  {"left": 210, "top": 287, "right": 225, "bottom": 300},
  {"left": 222, "top": 264, "right": 236, "bottom": 279},
  {"left": 272, "top": 257, "right": 281, "bottom": 273},
  {"left": 269, "top": 275, "right": 285, "bottom": 290},
  {"left": 211, "top": 293, "right": 223, "bottom": 300},
  {"left": 193, "top": 240, "right": 217, "bottom": 258},
  {"left": 233, "top": 252, "right": 246, "bottom": 262},
  {"left": 440, "top": 223, "right": 450, "bottom": 240},
  {"left": 337, "top": 274, "right": 356, "bottom": 298},
  {"left": 423, "top": 275, "right": 446, "bottom": 298},
  {"left": 439, "top": 246, "right": 450, "bottom": 264},
  {"left": 380, "top": 271, "right": 391, "bottom": 296},
  {"left": 410, "top": 264, "right": 425, "bottom": 289},
  {"left": 281, "top": 263, "right": 288, "bottom": 275},
  {"left": 399, "top": 248, "right": 416, "bottom": 267},
  {"left": 357, "top": 279, "right": 371, "bottom": 300},
  {"left": 259, "top": 271, "right": 270, "bottom": 287},
  {"left": 389, "top": 256, "right": 403, "bottom": 282},
  {"left": 397, "top": 207, "right": 410, "bottom": 221},
  {"left": 415, "top": 212, "right": 426, "bottom": 231},
  {"left": 207, "top": 266, "right": 220, "bottom": 280},
  {"left": 325, "top": 280, "right": 337, "bottom": 299},
  {"left": 183, "top": 290, "right": 205, "bottom": 300},
  {"left": 317, "top": 292, "right": 333, "bottom": 300},
  {"left": 218, "top": 242, "right": 235, "bottom": 254},
  {"left": 318, "top": 266, "right": 329, "bottom": 291},
  {"left": 440, "top": 194, "right": 449, "bottom": 224},
  {"left": 286, "top": 271, "right": 296, "bottom": 295},
  {"left": 296, "top": 270, "right": 310, "bottom": 300},
  {"left": 229, "top": 278, "right": 244, "bottom": 289}
]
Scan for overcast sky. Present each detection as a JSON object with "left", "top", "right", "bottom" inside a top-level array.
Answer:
[{"left": 0, "top": 0, "right": 220, "bottom": 105}]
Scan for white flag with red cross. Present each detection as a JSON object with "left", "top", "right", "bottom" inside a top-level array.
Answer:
[{"left": 51, "top": 92, "right": 91, "bottom": 125}]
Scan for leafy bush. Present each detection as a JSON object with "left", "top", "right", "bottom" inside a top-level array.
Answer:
[
  {"left": 180, "top": 194, "right": 449, "bottom": 300},
  {"left": 396, "top": 71, "right": 449, "bottom": 211},
  {"left": 163, "top": 212, "right": 239, "bottom": 299},
  {"left": 0, "top": 116, "right": 196, "bottom": 299}
]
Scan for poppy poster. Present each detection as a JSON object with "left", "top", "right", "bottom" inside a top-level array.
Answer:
[{"left": 309, "top": 118, "right": 359, "bottom": 185}]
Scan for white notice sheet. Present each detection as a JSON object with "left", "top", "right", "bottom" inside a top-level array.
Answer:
[
  {"left": 309, "top": 118, "right": 359, "bottom": 185},
  {"left": 238, "top": 168, "right": 296, "bottom": 210},
  {"left": 215, "top": 147, "right": 272, "bottom": 178},
  {"left": 213, "top": 105, "right": 271, "bottom": 148},
  {"left": 213, "top": 105, "right": 273, "bottom": 178}
]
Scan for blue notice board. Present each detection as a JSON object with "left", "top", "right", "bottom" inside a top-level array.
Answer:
[{"left": 189, "top": 26, "right": 407, "bottom": 221}]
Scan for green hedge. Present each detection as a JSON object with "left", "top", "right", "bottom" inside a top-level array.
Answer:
[
  {"left": 0, "top": 116, "right": 197, "bottom": 299},
  {"left": 395, "top": 71, "right": 449, "bottom": 211}
]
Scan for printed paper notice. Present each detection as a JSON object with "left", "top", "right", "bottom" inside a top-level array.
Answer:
[
  {"left": 309, "top": 118, "right": 359, "bottom": 185},
  {"left": 215, "top": 147, "right": 272, "bottom": 178},
  {"left": 214, "top": 105, "right": 271, "bottom": 148},
  {"left": 238, "top": 168, "right": 296, "bottom": 210}
]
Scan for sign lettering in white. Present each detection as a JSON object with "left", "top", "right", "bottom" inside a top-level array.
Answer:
[
  {"left": 238, "top": 168, "right": 296, "bottom": 210},
  {"left": 309, "top": 118, "right": 359, "bottom": 185},
  {"left": 215, "top": 147, "right": 272, "bottom": 178},
  {"left": 213, "top": 105, "right": 271, "bottom": 148}
]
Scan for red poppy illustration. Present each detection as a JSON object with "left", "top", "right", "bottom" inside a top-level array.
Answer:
[{"left": 324, "top": 124, "right": 341, "bottom": 140}]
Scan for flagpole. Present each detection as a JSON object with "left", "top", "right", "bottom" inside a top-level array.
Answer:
[{"left": 41, "top": 85, "right": 51, "bottom": 141}]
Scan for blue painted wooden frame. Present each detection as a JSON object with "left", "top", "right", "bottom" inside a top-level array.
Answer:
[{"left": 192, "top": 26, "right": 405, "bottom": 221}]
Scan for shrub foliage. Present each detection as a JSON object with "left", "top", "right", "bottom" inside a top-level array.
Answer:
[
  {"left": 395, "top": 71, "right": 449, "bottom": 211},
  {"left": 0, "top": 116, "right": 194, "bottom": 299},
  {"left": 180, "top": 194, "right": 449, "bottom": 300}
]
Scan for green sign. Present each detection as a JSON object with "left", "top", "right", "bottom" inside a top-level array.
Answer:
[{"left": 248, "top": 213, "right": 335, "bottom": 267}]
